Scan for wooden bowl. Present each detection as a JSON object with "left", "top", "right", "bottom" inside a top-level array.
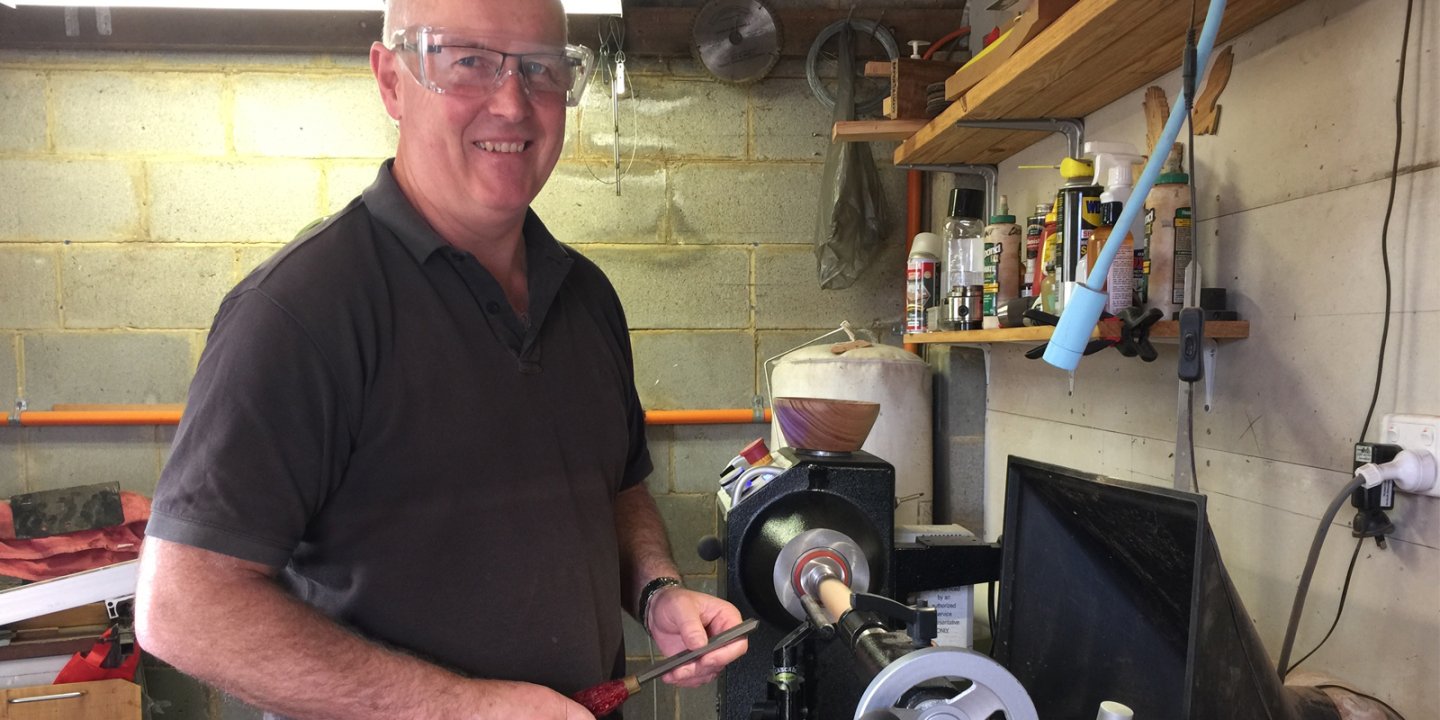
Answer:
[{"left": 773, "top": 397, "right": 881, "bottom": 453}]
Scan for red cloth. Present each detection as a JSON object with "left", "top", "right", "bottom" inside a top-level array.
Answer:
[{"left": 0, "top": 492, "right": 149, "bottom": 581}]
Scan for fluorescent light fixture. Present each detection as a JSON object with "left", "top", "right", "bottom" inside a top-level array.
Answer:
[{"left": 0, "top": 0, "right": 622, "bottom": 13}]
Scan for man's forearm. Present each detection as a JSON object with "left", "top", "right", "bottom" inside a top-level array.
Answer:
[
  {"left": 136, "top": 540, "right": 568, "bottom": 720},
  {"left": 613, "top": 484, "right": 683, "bottom": 617}
]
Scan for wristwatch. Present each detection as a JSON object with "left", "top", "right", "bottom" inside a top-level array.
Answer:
[{"left": 639, "top": 576, "right": 683, "bottom": 632}]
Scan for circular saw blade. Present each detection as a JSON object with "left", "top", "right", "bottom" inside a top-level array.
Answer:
[{"left": 691, "top": 0, "right": 782, "bottom": 84}]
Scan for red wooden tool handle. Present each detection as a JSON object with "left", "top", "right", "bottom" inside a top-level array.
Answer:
[{"left": 572, "top": 676, "right": 640, "bottom": 717}]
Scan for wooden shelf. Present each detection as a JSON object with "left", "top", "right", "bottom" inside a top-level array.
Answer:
[
  {"left": 905, "top": 320, "right": 1249, "bottom": 345},
  {"left": 894, "top": 0, "right": 1307, "bottom": 166},
  {"left": 833, "top": 120, "right": 929, "bottom": 143}
]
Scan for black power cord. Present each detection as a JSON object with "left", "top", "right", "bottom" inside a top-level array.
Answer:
[
  {"left": 1286, "top": 536, "right": 1364, "bottom": 675},
  {"left": 1278, "top": 0, "right": 1415, "bottom": 680}
]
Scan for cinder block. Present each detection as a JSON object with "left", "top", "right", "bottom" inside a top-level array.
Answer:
[
  {"left": 622, "top": 659, "right": 678, "bottom": 720},
  {"left": 0, "top": 159, "right": 140, "bottom": 242},
  {"left": 644, "top": 425, "right": 674, "bottom": 495},
  {"left": 325, "top": 161, "right": 382, "bottom": 214},
  {"left": 218, "top": 693, "right": 264, "bottom": 720},
  {"left": 631, "top": 331, "right": 755, "bottom": 410},
  {"left": 533, "top": 162, "right": 667, "bottom": 244},
  {"left": 137, "top": 664, "right": 213, "bottom": 719},
  {"left": 233, "top": 73, "right": 397, "bottom": 159},
  {"left": 0, "top": 70, "right": 46, "bottom": 153},
  {"left": 147, "top": 160, "right": 323, "bottom": 243},
  {"left": 50, "top": 71, "right": 226, "bottom": 156},
  {"left": 670, "top": 163, "right": 820, "bottom": 245},
  {"left": 0, "top": 335, "right": 16, "bottom": 404},
  {"left": 62, "top": 245, "right": 235, "bottom": 329},
  {"left": 678, "top": 684, "right": 719, "bottom": 720},
  {"left": 0, "top": 426, "right": 21, "bottom": 498},
  {"left": 24, "top": 426, "right": 162, "bottom": 496},
  {"left": 672, "top": 424, "right": 768, "bottom": 494},
  {"left": 751, "top": 79, "right": 831, "bottom": 161},
  {"left": 652, "top": 493, "right": 717, "bottom": 575},
  {"left": 582, "top": 246, "right": 749, "bottom": 330},
  {"left": 754, "top": 244, "right": 905, "bottom": 329},
  {"left": 0, "top": 248, "right": 61, "bottom": 329},
  {"left": 577, "top": 76, "right": 747, "bottom": 160},
  {"left": 22, "top": 331, "right": 194, "bottom": 408}
]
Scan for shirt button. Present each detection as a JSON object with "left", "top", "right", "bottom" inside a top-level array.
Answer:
[{"left": 485, "top": 301, "right": 500, "bottom": 314}]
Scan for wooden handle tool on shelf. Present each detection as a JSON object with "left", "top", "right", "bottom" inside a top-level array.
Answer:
[{"left": 571, "top": 618, "right": 759, "bottom": 717}]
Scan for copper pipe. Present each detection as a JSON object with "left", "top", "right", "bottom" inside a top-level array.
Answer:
[{"left": 11, "top": 406, "right": 773, "bottom": 428}]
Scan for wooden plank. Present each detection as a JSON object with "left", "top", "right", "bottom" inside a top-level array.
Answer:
[
  {"left": 905, "top": 320, "right": 1250, "bottom": 344},
  {"left": 3, "top": 679, "right": 141, "bottom": 719},
  {"left": 896, "top": 0, "right": 1307, "bottom": 166},
  {"left": 833, "top": 120, "right": 928, "bottom": 142}
]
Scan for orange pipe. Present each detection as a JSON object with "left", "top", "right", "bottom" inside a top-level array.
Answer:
[{"left": 11, "top": 408, "right": 772, "bottom": 427}]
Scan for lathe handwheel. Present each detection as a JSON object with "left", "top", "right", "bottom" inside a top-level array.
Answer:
[{"left": 853, "top": 647, "right": 1037, "bottom": 720}]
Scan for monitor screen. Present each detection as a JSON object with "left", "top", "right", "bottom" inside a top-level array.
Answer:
[{"left": 994, "top": 457, "right": 1297, "bottom": 720}]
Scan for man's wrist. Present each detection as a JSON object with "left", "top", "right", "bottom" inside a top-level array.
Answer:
[{"left": 638, "top": 576, "right": 682, "bottom": 632}]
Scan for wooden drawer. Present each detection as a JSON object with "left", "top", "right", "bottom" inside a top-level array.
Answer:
[{"left": 1, "top": 680, "right": 140, "bottom": 720}]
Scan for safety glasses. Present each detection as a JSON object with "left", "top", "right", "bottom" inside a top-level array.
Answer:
[{"left": 390, "top": 27, "right": 595, "bottom": 107}]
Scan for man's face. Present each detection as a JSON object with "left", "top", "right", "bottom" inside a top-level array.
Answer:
[{"left": 373, "top": 0, "right": 569, "bottom": 225}]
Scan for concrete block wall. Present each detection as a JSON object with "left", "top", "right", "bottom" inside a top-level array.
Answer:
[
  {"left": 0, "top": 50, "right": 907, "bottom": 718},
  {"left": 970, "top": 0, "right": 1438, "bottom": 715}
]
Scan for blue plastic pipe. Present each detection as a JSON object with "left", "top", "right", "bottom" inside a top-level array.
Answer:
[{"left": 1043, "top": 0, "right": 1229, "bottom": 371}]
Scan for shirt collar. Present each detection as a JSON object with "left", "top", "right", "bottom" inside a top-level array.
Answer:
[{"left": 362, "top": 159, "right": 571, "bottom": 268}]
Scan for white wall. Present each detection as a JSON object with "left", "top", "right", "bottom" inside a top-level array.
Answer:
[{"left": 977, "top": 0, "right": 1438, "bottom": 715}]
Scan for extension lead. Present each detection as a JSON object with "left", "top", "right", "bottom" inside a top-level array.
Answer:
[
  {"left": 1356, "top": 449, "right": 1439, "bottom": 495},
  {"left": 1044, "top": 0, "right": 1228, "bottom": 371}
]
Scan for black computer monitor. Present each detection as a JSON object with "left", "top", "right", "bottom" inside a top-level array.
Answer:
[{"left": 993, "top": 457, "right": 1302, "bottom": 720}]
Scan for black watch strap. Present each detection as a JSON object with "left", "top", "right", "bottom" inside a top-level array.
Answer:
[{"left": 638, "top": 576, "right": 682, "bottom": 631}]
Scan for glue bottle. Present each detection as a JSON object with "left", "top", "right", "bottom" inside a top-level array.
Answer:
[
  {"left": 1084, "top": 141, "right": 1145, "bottom": 313},
  {"left": 1145, "top": 144, "right": 1191, "bottom": 319},
  {"left": 982, "top": 196, "right": 1024, "bottom": 328}
]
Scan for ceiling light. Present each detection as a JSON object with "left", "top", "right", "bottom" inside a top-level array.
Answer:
[{"left": 0, "top": 0, "right": 622, "bottom": 14}]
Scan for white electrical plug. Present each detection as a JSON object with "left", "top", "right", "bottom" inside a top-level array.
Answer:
[{"left": 1355, "top": 449, "right": 1439, "bottom": 495}]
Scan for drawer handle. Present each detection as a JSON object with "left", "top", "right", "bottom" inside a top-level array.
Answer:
[{"left": 9, "top": 691, "right": 85, "bottom": 704}]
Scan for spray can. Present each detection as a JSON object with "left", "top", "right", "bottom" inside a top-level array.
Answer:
[
  {"left": 1055, "top": 158, "right": 1102, "bottom": 303},
  {"left": 1023, "top": 202, "right": 1049, "bottom": 303},
  {"left": 906, "top": 231, "right": 943, "bottom": 334},
  {"left": 983, "top": 196, "right": 1024, "bottom": 328},
  {"left": 1085, "top": 141, "right": 1145, "bottom": 313},
  {"left": 1144, "top": 145, "right": 1191, "bottom": 319}
]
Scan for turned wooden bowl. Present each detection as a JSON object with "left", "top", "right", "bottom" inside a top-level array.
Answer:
[{"left": 773, "top": 397, "right": 881, "bottom": 453}]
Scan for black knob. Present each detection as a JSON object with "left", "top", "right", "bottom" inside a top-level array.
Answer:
[{"left": 697, "top": 535, "right": 724, "bottom": 562}]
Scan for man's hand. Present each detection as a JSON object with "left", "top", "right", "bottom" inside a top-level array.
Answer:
[{"left": 644, "top": 588, "right": 748, "bottom": 688}]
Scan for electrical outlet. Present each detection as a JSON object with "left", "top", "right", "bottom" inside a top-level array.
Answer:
[{"left": 1381, "top": 414, "right": 1440, "bottom": 497}]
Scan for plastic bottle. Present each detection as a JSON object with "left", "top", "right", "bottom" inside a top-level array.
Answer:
[
  {"left": 1023, "top": 202, "right": 1050, "bottom": 302},
  {"left": 1039, "top": 261, "right": 1061, "bottom": 314},
  {"left": 943, "top": 188, "right": 987, "bottom": 295},
  {"left": 906, "top": 231, "right": 943, "bottom": 334},
  {"left": 983, "top": 196, "right": 1025, "bottom": 328},
  {"left": 1085, "top": 141, "right": 1145, "bottom": 312},
  {"left": 1144, "top": 144, "right": 1191, "bottom": 319}
]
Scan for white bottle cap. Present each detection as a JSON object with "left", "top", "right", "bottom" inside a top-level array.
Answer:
[
  {"left": 910, "top": 231, "right": 943, "bottom": 258},
  {"left": 1096, "top": 701, "right": 1135, "bottom": 720}
]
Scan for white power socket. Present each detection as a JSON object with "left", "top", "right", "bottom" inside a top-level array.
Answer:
[{"left": 1381, "top": 414, "right": 1440, "bottom": 497}]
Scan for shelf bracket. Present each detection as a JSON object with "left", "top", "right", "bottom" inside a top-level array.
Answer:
[
  {"left": 953, "top": 118, "right": 1085, "bottom": 159},
  {"left": 897, "top": 163, "right": 999, "bottom": 219}
]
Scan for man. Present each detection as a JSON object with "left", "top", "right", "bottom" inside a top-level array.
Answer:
[{"left": 134, "top": 0, "right": 746, "bottom": 717}]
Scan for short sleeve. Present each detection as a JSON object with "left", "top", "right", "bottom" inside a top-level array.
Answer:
[{"left": 147, "top": 289, "right": 353, "bottom": 567}]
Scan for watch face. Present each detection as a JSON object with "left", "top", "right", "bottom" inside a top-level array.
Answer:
[{"left": 692, "top": 0, "right": 782, "bottom": 83}]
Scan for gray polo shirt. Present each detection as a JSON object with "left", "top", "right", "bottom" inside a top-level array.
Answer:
[{"left": 149, "top": 161, "right": 652, "bottom": 702}]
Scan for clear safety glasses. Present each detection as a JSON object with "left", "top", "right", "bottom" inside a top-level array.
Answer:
[{"left": 390, "top": 27, "right": 595, "bottom": 108}]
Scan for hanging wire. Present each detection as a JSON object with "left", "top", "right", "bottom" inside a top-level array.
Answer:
[{"left": 577, "top": 15, "right": 641, "bottom": 190}]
